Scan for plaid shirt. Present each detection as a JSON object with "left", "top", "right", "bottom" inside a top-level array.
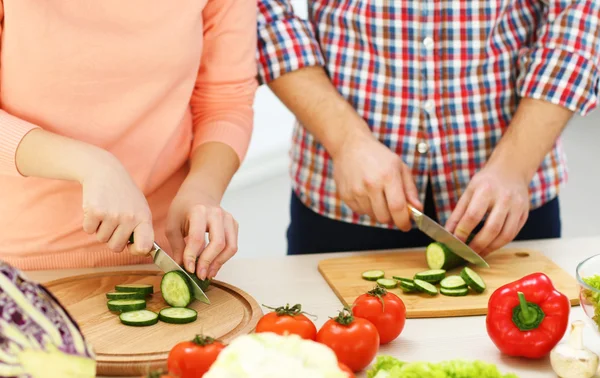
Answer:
[{"left": 257, "top": 0, "right": 600, "bottom": 229}]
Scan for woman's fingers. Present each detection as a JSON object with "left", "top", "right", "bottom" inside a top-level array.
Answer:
[
  {"left": 182, "top": 207, "right": 207, "bottom": 274},
  {"left": 207, "top": 214, "right": 238, "bottom": 279},
  {"left": 195, "top": 209, "right": 226, "bottom": 280}
]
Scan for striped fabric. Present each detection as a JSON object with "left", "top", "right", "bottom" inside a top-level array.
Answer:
[{"left": 257, "top": 0, "right": 600, "bottom": 229}]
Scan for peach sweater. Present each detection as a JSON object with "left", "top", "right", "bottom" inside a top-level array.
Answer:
[{"left": 0, "top": 0, "right": 257, "bottom": 270}]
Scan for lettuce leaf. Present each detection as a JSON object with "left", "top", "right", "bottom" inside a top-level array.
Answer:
[
  {"left": 366, "top": 356, "right": 519, "bottom": 378},
  {"left": 583, "top": 275, "right": 600, "bottom": 329}
]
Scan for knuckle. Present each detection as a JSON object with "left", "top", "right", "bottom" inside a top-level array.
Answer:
[
  {"left": 388, "top": 199, "right": 406, "bottom": 212},
  {"left": 120, "top": 212, "right": 136, "bottom": 223},
  {"left": 464, "top": 210, "right": 480, "bottom": 223},
  {"left": 191, "top": 204, "right": 207, "bottom": 214},
  {"left": 211, "top": 239, "right": 226, "bottom": 251},
  {"left": 105, "top": 212, "right": 120, "bottom": 222}
]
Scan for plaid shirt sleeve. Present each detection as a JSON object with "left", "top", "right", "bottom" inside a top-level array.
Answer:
[
  {"left": 517, "top": 0, "right": 600, "bottom": 115},
  {"left": 257, "top": 0, "right": 325, "bottom": 84}
]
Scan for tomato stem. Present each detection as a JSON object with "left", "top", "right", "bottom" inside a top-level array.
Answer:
[
  {"left": 367, "top": 286, "right": 387, "bottom": 312},
  {"left": 146, "top": 370, "right": 167, "bottom": 378},
  {"left": 512, "top": 291, "right": 545, "bottom": 331},
  {"left": 262, "top": 303, "right": 317, "bottom": 320},
  {"left": 192, "top": 334, "right": 217, "bottom": 346},
  {"left": 331, "top": 307, "right": 354, "bottom": 326}
]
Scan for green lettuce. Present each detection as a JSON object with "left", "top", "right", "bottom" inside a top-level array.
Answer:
[
  {"left": 367, "top": 356, "right": 519, "bottom": 378},
  {"left": 583, "top": 275, "right": 600, "bottom": 328}
]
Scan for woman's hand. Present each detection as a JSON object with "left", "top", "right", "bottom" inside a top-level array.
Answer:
[
  {"left": 166, "top": 176, "right": 238, "bottom": 280},
  {"left": 80, "top": 154, "right": 154, "bottom": 255}
]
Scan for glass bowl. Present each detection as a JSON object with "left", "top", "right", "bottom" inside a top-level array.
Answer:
[{"left": 577, "top": 254, "right": 600, "bottom": 335}]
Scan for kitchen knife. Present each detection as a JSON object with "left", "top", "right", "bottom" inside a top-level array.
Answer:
[
  {"left": 128, "top": 235, "right": 211, "bottom": 304},
  {"left": 408, "top": 205, "right": 490, "bottom": 268}
]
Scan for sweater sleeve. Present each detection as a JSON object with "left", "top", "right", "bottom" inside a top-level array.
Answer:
[
  {"left": 189, "top": 0, "right": 258, "bottom": 164},
  {"left": 0, "top": 2, "right": 40, "bottom": 176},
  {"left": 516, "top": 0, "right": 600, "bottom": 115}
]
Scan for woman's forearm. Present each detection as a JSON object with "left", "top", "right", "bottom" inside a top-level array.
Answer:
[
  {"left": 15, "top": 128, "right": 117, "bottom": 183},
  {"left": 184, "top": 142, "right": 240, "bottom": 202}
]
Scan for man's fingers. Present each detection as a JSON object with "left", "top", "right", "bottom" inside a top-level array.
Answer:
[
  {"left": 356, "top": 195, "right": 375, "bottom": 219},
  {"left": 369, "top": 190, "right": 392, "bottom": 224},
  {"left": 182, "top": 208, "right": 207, "bottom": 274},
  {"left": 468, "top": 197, "right": 510, "bottom": 253},
  {"left": 384, "top": 175, "right": 411, "bottom": 231},
  {"left": 452, "top": 188, "right": 491, "bottom": 242},
  {"left": 196, "top": 209, "right": 225, "bottom": 280},
  {"left": 482, "top": 208, "right": 523, "bottom": 256},
  {"left": 402, "top": 165, "right": 423, "bottom": 210},
  {"left": 207, "top": 215, "right": 238, "bottom": 279},
  {"left": 445, "top": 187, "right": 473, "bottom": 233}
]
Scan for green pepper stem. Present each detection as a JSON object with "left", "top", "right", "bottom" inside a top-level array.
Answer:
[{"left": 518, "top": 292, "right": 536, "bottom": 325}]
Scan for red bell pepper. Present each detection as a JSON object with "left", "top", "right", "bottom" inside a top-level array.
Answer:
[{"left": 486, "top": 272, "right": 570, "bottom": 359}]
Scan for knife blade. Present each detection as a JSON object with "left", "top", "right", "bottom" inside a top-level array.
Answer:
[
  {"left": 128, "top": 235, "right": 211, "bottom": 304},
  {"left": 408, "top": 205, "right": 490, "bottom": 268}
]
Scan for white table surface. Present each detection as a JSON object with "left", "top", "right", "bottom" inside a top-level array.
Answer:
[{"left": 29, "top": 236, "right": 600, "bottom": 378}]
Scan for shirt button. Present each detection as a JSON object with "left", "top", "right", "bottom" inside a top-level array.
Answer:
[
  {"left": 417, "top": 142, "right": 429, "bottom": 154},
  {"left": 423, "top": 37, "right": 434, "bottom": 50},
  {"left": 423, "top": 99, "right": 435, "bottom": 112}
]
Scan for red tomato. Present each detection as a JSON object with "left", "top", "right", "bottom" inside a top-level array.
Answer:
[
  {"left": 255, "top": 303, "right": 317, "bottom": 340},
  {"left": 316, "top": 308, "right": 379, "bottom": 372},
  {"left": 338, "top": 362, "right": 356, "bottom": 377},
  {"left": 167, "top": 335, "right": 226, "bottom": 378},
  {"left": 352, "top": 287, "right": 406, "bottom": 344}
]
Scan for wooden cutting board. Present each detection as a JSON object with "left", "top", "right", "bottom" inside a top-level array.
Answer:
[
  {"left": 44, "top": 271, "right": 262, "bottom": 376},
  {"left": 318, "top": 248, "right": 580, "bottom": 318}
]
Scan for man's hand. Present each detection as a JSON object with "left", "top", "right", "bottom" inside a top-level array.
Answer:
[
  {"left": 444, "top": 161, "right": 529, "bottom": 256},
  {"left": 332, "top": 130, "right": 422, "bottom": 230},
  {"left": 445, "top": 98, "right": 574, "bottom": 255}
]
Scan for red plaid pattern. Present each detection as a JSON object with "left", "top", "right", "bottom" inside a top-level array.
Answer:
[{"left": 257, "top": 0, "right": 600, "bottom": 228}]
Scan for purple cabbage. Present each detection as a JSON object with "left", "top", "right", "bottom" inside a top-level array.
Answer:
[{"left": 0, "top": 260, "right": 96, "bottom": 377}]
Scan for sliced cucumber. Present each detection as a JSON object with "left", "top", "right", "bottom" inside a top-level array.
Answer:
[
  {"left": 392, "top": 276, "right": 413, "bottom": 283},
  {"left": 440, "top": 275, "right": 467, "bottom": 290},
  {"left": 161, "top": 271, "right": 193, "bottom": 308},
  {"left": 120, "top": 310, "right": 159, "bottom": 327},
  {"left": 115, "top": 284, "right": 154, "bottom": 296},
  {"left": 399, "top": 280, "right": 417, "bottom": 293},
  {"left": 376, "top": 278, "right": 397, "bottom": 289},
  {"left": 414, "top": 269, "right": 446, "bottom": 284},
  {"left": 460, "top": 267, "right": 486, "bottom": 293},
  {"left": 107, "top": 299, "right": 146, "bottom": 312},
  {"left": 413, "top": 279, "right": 438, "bottom": 296},
  {"left": 362, "top": 270, "right": 385, "bottom": 281},
  {"left": 106, "top": 291, "right": 146, "bottom": 300},
  {"left": 426, "top": 242, "right": 467, "bottom": 270},
  {"left": 440, "top": 287, "right": 469, "bottom": 297},
  {"left": 159, "top": 307, "right": 198, "bottom": 324}
]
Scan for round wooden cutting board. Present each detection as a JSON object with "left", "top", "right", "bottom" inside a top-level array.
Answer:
[{"left": 44, "top": 271, "right": 262, "bottom": 376}]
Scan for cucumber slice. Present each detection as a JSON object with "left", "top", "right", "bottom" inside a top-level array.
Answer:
[
  {"left": 107, "top": 299, "right": 146, "bottom": 312},
  {"left": 413, "top": 279, "right": 439, "bottom": 296},
  {"left": 376, "top": 278, "right": 397, "bottom": 289},
  {"left": 440, "top": 275, "right": 467, "bottom": 290},
  {"left": 440, "top": 287, "right": 469, "bottom": 297},
  {"left": 460, "top": 267, "right": 486, "bottom": 293},
  {"left": 106, "top": 291, "right": 146, "bottom": 300},
  {"left": 120, "top": 310, "right": 159, "bottom": 327},
  {"left": 362, "top": 270, "right": 385, "bottom": 281},
  {"left": 161, "top": 271, "right": 193, "bottom": 307},
  {"left": 115, "top": 284, "right": 154, "bottom": 296},
  {"left": 426, "top": 242, "right": 467, "bottom": 270},
  {"left": 414, "top": 269, "right": 446, "bottom": 284},
  {"left": 159, "top": 307, "right": 198, "bottom": 324},
  {"left": 399, "top": 280, "right": 417, "bottom": 293},
  {"left": 392, "top": 276, "right": 413, "bottom": 283}
]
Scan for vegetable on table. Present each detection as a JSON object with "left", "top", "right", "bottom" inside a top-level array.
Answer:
[
  {"left": 159, "top": 307, "right": 198, "bottom": 324},
  {"left": 351, "top": 287, "right": 406, "bottom": 345},
  {"left": 582, "top": 274, "right": 600, "bottom": 329},
  {"left": 255, "top": 303, "right": 318, "bottom": 340},
  {"left": 550, "top": 320, "right": 599, "bottom": 378},
  {"left": 366, "top": 355, "right": 520, "bottom": 378},
  {"left": 203, "top": 332, "right": 349, "bottom": 377},
  {"left": 316, "top": 307, "right": 380, "bottom": 372},
  {"left": 167, "top": 334, "right": 226, "bottom": 378},
  {"left": 161, "top": 271, "right": 194, "bottom": 308},
  {"left": 486, "top": 272, "right": 570, "bottom": 359},
  {"left": 0, "top": 260, "right": 96, "bottom": 378},
  {"left": 338, "top": 362, "right": 355, "bottom": 377},
  {"left": 426, "top": 241, "right": 467, "bottom": 270},
  {"left": 119, "top": 310, "right": 159, "bottom": 327}
]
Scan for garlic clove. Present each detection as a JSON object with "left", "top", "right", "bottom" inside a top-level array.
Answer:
[{"left": 550, "top": 320, "right": 599, "bottom": 378}]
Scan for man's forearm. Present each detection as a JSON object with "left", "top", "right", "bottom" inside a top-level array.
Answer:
[
  {"left": 487, "top": 97, "right": 574, "bottom": 182},
  {"left": 185, "top": 142, "right": 240, "bottom": 202},
  {"left": 267, "top": 66, "right": 374, "bottom": 158}
]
